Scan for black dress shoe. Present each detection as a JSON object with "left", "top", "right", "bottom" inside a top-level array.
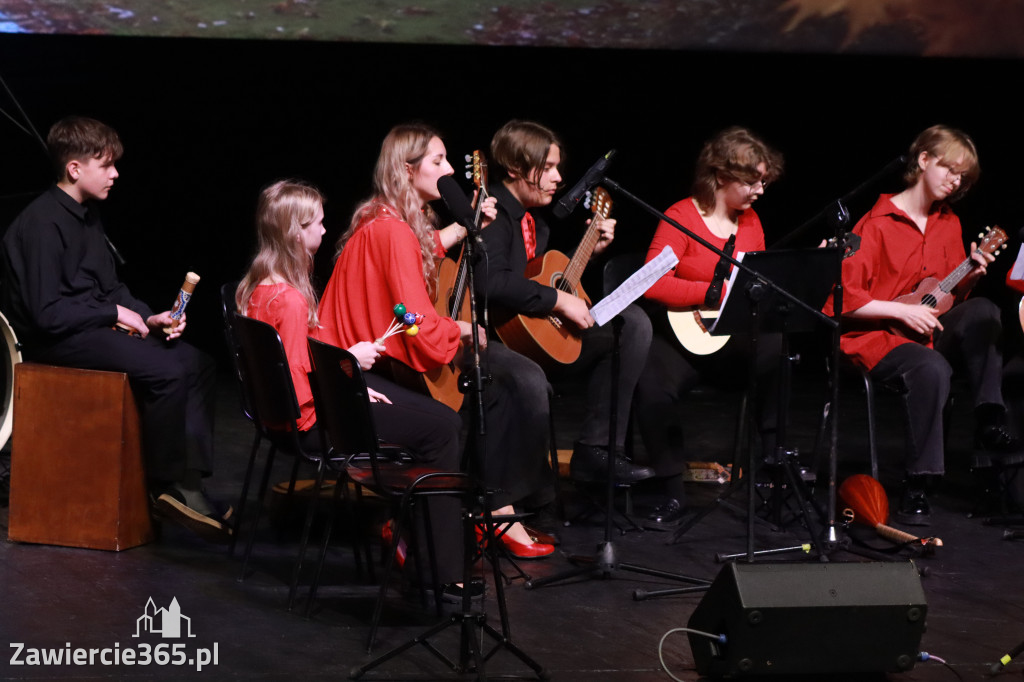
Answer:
[
  {"left": 569, "top": 443, "right": 656, "bottom": 484},
  {"left": 644, "top": 498, "right": 685, "bottom": 531},
  {"left": 893, "top": 488, "right": 931, "bottom": 527},
  {"left": 439, "top": 579, "right": 485, "bottom": 604},
  {"left": 976, "top": 425, "right": 1023, "bottom": 454}
]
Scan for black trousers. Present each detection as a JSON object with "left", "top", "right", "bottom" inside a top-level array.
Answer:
[
  {"left": 30, "top": 327, "right": 215, "bottom": 484},
  {"left": 476, "top": 303, "right": 652, "bottom": 508},
  {"left": 362, "top": 373, "right": 465, "bottom": 584},
  {"left": 869, "top": 297, "right": 1006, "bottom": 477},
  {"left": 634, "top": 328, "right": 781, "bottom": 477}
]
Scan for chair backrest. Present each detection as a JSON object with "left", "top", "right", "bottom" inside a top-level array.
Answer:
[
  {"left": 602, "top": 252, "right": 646, "bottom": 298},
  {"left": 220, "top": 281, "right": 258, "bottom": 425},
  {"left": 231, "top": 313, "right": 302, "bottom": 435},
  {"left": 307, "top": 338, "right": 383, "bottom": 473},
  {"left": 220, "top": 280, "right": 239, "bottom": 318}
]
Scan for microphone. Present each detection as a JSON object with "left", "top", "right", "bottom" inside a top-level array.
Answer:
[
  {"left": 553, "top": 149, "right": 615, "bottom": 220},
  {"left": 437, "top": 175, "right": 484, "bottom": 246}
]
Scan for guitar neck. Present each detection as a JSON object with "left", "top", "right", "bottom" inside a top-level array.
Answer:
[
  {"left": 561, "top": 214, "right": 604, "bottom": 292},
  {"left": 449, "top": 186, "right": 489, "bottom": 318}
]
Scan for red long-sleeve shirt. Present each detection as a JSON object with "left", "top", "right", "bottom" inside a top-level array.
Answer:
[
  {"left": 245, "top": 282, "right": 318, "bottom": 431},
  {"left": 831, "top": 194, "right": 965, "bottom": 370},
  {"left": 644, "top": 197, "right": 765, "bottom": 310},
  {"left": 318, "top": 205, "right": 460, "bottom": 372}
]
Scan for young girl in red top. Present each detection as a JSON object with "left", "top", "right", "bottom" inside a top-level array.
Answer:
[
  {"left": 318, "top": 123, "right": 555, "bottom": 559},
  {"left": 237, "top": 180, "right": 473, "bottom": 598}
]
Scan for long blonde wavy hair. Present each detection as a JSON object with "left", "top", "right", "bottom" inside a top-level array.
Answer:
[
  {"left": 336, "top": 123, "right": 442, "bottom": 294},
  {"left": 236, "top": 180, "right": 324, "bottom": 327}
]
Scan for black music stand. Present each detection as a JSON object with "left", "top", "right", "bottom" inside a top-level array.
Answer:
[
  {"left": 635, "top": 248, "right": 840, "bottom": 602},
  {"left": 680, "top": 248, "right": 839, "bottom": 558}
]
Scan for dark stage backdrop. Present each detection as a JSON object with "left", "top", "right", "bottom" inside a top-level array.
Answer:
[{"left": 1, "top": 33, "right": 1022, "bottom": 360}]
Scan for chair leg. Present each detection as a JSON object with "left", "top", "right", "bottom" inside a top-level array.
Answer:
[
  {"left": 547, "top": 384, "right": 566, "bottom": 521},
  {"left": 278, "top": 456, "right": 304, "bottom": 541},
  {"left": 229, "top": 431, "right": 264, "bottom": 557},
  {"left": 861, "top": 370, "right": 880, "bottom": 481},
  {"left": 367, "top": 499, "right": 408, "bottom": 653},
  {"left": 288, "top": 458, "right": 327, "bottom": 611},
  {"left": 239, "top": 444, "right": 279, "bottom": 582},
  {"left": 418, "top": 499, "right": 445, "bottom": 615},
  {"left": 305, "top": 469, "right": 346, "bottom": 617}
]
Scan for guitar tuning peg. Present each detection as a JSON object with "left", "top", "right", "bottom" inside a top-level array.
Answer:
[
  {"left": 978, "top": 232, "right": 984, "bottom": 239},
  {"left": 465, "top": 154, "right": 472, "bottom": 163},
  {"left": 465, "top": 171, "right": 473, "bottom": 180}
]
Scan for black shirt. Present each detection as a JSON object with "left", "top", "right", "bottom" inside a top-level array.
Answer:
[
  {"left": 478, "top": 182, "right": 558, "bottom": 318},
  {"left": 1, "top": 185, "right": 151, "bottom": 348}
]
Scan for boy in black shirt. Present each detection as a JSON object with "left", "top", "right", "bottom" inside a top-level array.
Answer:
[{"left": 1, "top": 116, "right": 227, "bottom": 542}]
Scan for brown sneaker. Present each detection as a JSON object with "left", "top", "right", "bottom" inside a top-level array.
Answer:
[{"left": 154, "top": 490, "right": 233, "bottom": 544}]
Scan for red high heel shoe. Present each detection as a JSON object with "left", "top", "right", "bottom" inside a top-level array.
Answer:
[
  {"left": 499, "top": 533, "right": 554, "bottom": 559},
  {"left": 476, "top": 523, "right": 554, "bottom": 560}
]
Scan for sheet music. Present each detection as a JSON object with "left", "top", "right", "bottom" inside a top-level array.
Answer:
[
  {"left": 1010, "top": 244, "right": 1024, "bottom": 281},
  {"left": 707, "top": 251, "right": 745, "bottom": 334},
  {"left": 590, "top": 246, "right": 679, "bottom": 327}
]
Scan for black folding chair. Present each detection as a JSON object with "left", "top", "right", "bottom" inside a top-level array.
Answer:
[
  {"left": 230, "top": 314, "right": 345, "bottom": 610},
  {"left": 219, "top": 282, "right": 268, "bottom": 556},
  {"left": 306, "top": 337, "right": 474, "bottom": 651}
]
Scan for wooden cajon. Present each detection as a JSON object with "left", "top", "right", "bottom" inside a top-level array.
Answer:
[{"left": 8, "top": 363, "right": 154, "bottom": 550}]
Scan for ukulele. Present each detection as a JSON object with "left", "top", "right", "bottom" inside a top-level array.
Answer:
[
  {"left": 380, "top": 151, "right": 489, "bottom": 412},
  {"left": 494, "top": 187, "right": 611, "bottom": 368},
  {"left": 891, "top": 225, "right": 1006, "bottom": 339}
]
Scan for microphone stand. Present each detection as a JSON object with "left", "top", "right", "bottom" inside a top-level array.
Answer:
[
  {"left": 524, "top": 314, "right": 712, "bottom": 595},
  {"left": 772, "top": 156, "right": 906, "bottom": 552},
  {"left": 352, "top": 194, "right": 548, "bottom": 681}
]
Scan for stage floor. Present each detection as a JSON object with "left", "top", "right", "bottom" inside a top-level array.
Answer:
[{"left": 2, "top": 366, "right": 1022, "bottom": 681}]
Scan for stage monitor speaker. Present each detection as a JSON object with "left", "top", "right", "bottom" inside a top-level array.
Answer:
[{"left": 687, "top": 561, "right": 926, "bottom": 678}]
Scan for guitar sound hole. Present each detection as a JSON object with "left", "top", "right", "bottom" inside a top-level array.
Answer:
[
  {"left": 550, "top": 274, "right": 575, "bottom": 297},
  {"left": 922, "top": 294, "right": 938, "bottom": 308}
]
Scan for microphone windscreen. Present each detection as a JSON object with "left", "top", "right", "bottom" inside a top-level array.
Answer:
[{"left": 437, "top": 175, "right": 476, "bottom": 229}]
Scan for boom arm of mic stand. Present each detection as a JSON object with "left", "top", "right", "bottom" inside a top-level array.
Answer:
[
  {"left": 772, "top": 155, "right": 905, "bottom": 250},
  {"left": 601, "top": 176, "right": 837, "bottom": 331}
]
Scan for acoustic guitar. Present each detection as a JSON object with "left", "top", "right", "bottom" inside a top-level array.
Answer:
[
  {"left": 495, "top": 187, "right": 611, "bottom": 368},
  {"left": 380, "top": 151, "right": 489, "bottom": 412}
]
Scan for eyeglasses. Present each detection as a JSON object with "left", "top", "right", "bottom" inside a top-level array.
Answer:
[{"left": 939, "top": 164, "right": 964, "bottom": 181}]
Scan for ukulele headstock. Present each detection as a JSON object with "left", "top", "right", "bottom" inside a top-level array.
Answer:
[
  {"left": 584, "top": 186, "right": 612, "bottom": 220},
  {"left": 978, "top": 225, "right": 1008, "bottom": 257}
]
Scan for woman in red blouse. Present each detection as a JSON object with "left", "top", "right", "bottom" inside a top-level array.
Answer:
[
  {"left": 319, "top": 124, "right": 555, "bottom": 560},
  {"left": 635, "top": 127, "right": 784, "bottom": 529}
]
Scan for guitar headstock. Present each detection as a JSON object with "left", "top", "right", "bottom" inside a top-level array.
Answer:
[
  {"left": 464, "top": 150, "right": 488, "bottom": 191},
  {"left": 584, "top": 186, "right": 612, "bottom": 220},
  {"left": 978, "top": 225, "right": 1008, "bottom": 257}
]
